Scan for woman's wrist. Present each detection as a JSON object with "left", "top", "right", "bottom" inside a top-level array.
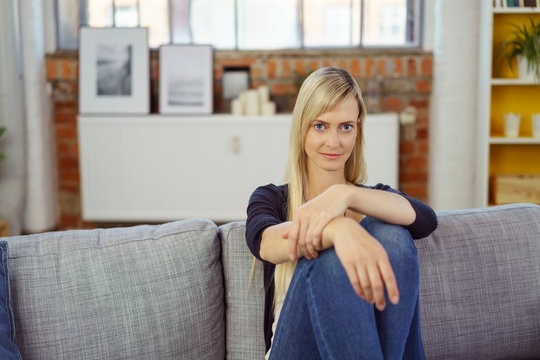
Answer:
[{"left": 322, "top": 216, "right": 356, "bottom": 246}]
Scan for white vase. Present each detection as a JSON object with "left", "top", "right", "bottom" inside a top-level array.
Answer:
[{"left": 517, "top": 56, "right": 536, "bottom": 81}]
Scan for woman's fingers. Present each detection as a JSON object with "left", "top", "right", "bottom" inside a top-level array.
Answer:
[
  {"left": 378, "top": 258, "right": 399, "bottom": 305},
  {"left": 367, "top": 263, "right": 386, "bottom": 311}
]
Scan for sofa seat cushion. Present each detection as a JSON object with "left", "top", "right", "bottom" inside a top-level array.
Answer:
[
  {"left": 5, "top": 218, "right": 224, "bottom": 360},
  {"left": 417, "top": 204, "right": 540, "bottom": 359}
]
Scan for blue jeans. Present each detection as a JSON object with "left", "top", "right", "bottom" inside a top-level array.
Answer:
[{"left": 269, "top": 217, "right": 425, "bottom": 360}]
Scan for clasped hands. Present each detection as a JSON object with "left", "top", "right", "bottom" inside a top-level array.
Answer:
[{"left": 281, "top": 185, "right": 400, "bottom": 311}]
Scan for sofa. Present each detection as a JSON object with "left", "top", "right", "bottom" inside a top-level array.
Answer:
[{"left": 0, "top": 203, "right": 539, "bottom": 359}]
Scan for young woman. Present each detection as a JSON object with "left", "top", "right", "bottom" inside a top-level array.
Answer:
[{"left": 246, "top": 67, "right": 437, "bottom": 359}]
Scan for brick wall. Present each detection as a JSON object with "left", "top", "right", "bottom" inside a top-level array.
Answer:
[{"left": 46, "top": 49, "right": 432, "bottom": 229}]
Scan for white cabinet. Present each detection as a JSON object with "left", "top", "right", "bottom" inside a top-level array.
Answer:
[{"left": 78, "top": 114, "right": 398, "bottom": 222}]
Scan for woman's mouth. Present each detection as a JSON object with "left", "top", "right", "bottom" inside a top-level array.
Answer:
[{"left": 321, "top": 153, "right": 341, "bottom": 160}]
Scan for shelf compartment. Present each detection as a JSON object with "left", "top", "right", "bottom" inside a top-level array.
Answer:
[{"left": 490, "top": 137, "right": 540, "bottom": 144}]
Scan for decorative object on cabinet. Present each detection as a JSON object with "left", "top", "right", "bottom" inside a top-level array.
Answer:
[
  {"left": 500, "top": 17, "right": 540, "bottom": 80},
  {"left": 503, "top": 112, "right": 522, "bottom": 137},
  {"left": 159, "top": 45, "right": 213, "bottom": 114},
  {"left": 230, "top": 85, "right": 276, "bottom": 116},
  {"left": 79, "top": 27, "right": 149, "bottom": 114}
]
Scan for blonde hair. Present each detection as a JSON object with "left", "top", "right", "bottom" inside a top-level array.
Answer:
[{"left": 276, "top": 67, "right": 368, "bottom": 294}]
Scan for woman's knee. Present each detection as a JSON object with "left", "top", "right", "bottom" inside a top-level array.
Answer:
[{"left": 360, "top": 217, "right": 418, "bottom": 272}]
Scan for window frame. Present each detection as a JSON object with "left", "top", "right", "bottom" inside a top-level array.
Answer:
[{"left": 55, "top": 0, "right": 424, "bottom": 50}]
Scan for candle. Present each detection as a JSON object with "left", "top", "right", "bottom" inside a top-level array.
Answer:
[
  {"left": 262, "top": 101, "right": 276, "bottom": 116},
  {"left": 257, "top": 86, "right": 270, "bottom": 113},
  {"left": 245, "top": 90, "right": 259, "bottom": 116},
  {"left": 231, "top": 98, "right": 243, "bottom": 115}
]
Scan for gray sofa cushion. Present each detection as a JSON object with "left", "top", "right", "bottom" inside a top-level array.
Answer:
[
  {"left": 417, "top": 203, "right": 540, "bottom": 359},
  {"left": 6, "top": 218, "right": 224, "bottom": 360},
  {"left": 219, "top": 222, "right": 266, "bottom": 359}
]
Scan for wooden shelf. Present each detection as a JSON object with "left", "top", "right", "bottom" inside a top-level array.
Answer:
[
  {"left": 490, "top": 137, "right": 540, "bottom": 144},
  {"left": 491, "top": 78, "right": 539, "bottom": 85}
]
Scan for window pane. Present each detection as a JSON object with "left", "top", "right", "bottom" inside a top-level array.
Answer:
[
  {"left": 304, "top": 0, "right": 358, "bottom": 47},
  {"left": 237, "top": 0, "right": 299, "bottom": 50},
  {"left": 57, "top": 0, "right": 81, "bottom": 48},
  {"left": 190, "top": 0, "right": 235, "bottom": 49},
  {"left": 88, "top": 0, "right": 114, "bottom": 27},
  {"left": 171, "top": 0, "right": 190, "bottom": 44},
  {"left": 362, "top": 0, "right": 409, "bottom": 46},
  {"left": 114, "top": 0, "right": 139, "bottom": 27},
  {"left": 140, "top": 0, "right": 170, "bottom": 47}
]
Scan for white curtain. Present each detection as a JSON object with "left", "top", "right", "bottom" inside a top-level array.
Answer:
[{"left": 0, "top": 0, "right": 57, "bottom": 235}]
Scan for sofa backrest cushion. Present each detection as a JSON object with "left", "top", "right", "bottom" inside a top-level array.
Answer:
[
  {"left": 417, "top": 203, "right": 540, "bottom": 359},
  {"left": 6, "top": 218, "right": 225, "bottom": 360},
  {"left": 219, "top": 222, "right": 266, "bottom": 359}
]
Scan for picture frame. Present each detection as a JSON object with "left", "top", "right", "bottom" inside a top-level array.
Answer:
[
  {"left": 79, "top": 27, "right": 149, "bottom": 114},
  {"left": 159, "top": 45, "right": 213, "bottom": 114}
]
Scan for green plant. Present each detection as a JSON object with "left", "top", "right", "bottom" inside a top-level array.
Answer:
[
  {"left": 501, "top": 17, "right": 540, "bottom": 78},
  {"left": 0, "top": 126, "right": 5, "bottom": 161}
]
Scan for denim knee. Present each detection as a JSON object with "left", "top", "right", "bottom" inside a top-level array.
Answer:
[
  {"left": 360, "top": 217, "right": 418, "bottom": 275},
  {"left": 297, "top": 248, "right": 344, "bottom": 281}
]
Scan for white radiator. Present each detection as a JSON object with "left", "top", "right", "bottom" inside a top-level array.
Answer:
[{"left": 78, "top": 113, "right": 398, "bottom": 222}]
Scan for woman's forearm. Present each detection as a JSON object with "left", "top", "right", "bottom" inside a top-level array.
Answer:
[{"left": 338, "top": 184, "right": 416, "bottom": 226}]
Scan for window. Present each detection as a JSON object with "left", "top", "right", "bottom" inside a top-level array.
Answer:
[{"left": 56, "top": 0, "right": 422, "bottom": 50}]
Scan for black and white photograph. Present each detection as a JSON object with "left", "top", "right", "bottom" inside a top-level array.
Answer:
[
  {"left": 159, "top": 45, "right": 213, "bottom": 114},
  {"left": 96, "top": 44, "right": 132, "bottom": 96},
  {"left": 79, "top": 27, "right": 149, "bottom": 114}
]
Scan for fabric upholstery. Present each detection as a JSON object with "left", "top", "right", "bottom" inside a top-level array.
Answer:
[
  {"left": 416, "top": 203, "right": 540, "bottom": 359},
  {"left": 0, "top": 241, "right": 21, "bottom": 359},
  {"left": 5, "top": 218, "right": 225, "bottom": 360},
  {"left": 219, "top": 221, "right": 266, "bottom": 359}
]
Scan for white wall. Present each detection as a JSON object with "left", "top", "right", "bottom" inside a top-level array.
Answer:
[{"left": 428, "top": 0, "right": 481, "bottom": 210}]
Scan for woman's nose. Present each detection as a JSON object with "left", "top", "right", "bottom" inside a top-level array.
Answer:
[{"left": 325, "top": 130, "right": 340, "bottom": 147}]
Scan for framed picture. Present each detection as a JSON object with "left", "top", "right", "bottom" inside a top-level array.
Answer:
[
  {"left": 159, "top": 45, "right": 213, "bottom": 114},
  {"left": 79, "top": 27, "right": 149, "bottom": 114}
]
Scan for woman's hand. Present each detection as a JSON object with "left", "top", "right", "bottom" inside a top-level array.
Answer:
[
  {"left": 286, "top": 184, "right": 351, "bottom": 260},
  {"left": 329, "top": 217, "right": 400, "bottom": 311}
]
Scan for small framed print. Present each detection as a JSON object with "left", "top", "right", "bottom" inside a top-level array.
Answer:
[
  {"left": 159, "top": 45, "right": 213, "bottom": 114},
  {"left": 79, "top": 27, "right": 149, "bottom": 114}
]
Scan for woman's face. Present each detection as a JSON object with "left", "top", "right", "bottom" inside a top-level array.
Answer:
[{"left": 304, "top": 97, "right": 359, "bottom": 177}]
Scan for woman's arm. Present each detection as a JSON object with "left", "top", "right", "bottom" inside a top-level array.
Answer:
[{"left": 288, "top": 183, "right": 437, "bottom": 260}]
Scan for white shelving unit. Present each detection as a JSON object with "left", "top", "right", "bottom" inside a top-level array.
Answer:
[{"left": 477, "top": 4, "right": 540, "bottom": 206}]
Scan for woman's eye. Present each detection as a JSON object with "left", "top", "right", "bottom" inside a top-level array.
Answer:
[
  {"left": 342, "top": 124, "right": 353, "bottom": 131},
  {"left": 314, "top": 123, "right": 325, "bottom": 130}
]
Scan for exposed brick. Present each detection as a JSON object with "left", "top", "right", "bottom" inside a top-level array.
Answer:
[
  {"left": 376, "top": 59, "right": 386, "bottom": 77},
  {"left": 365, "top": 58, "right": 375, "bottom": 77},
  {"left": 407, "top": 58, "right": 417, "bottom": 76},
  {"left": 421, "top": 57, "right": 433, "bottom": 77},
  {"left": 350, "top": 59, "right": 361, "bottom": 77},
  {"left": 400, "top": 141, "right": 416, "bottom": 155},
  {"left": 337, "top": 59, "right": 348, "bottom": 70},
  {"left": 308, "top": 60, "right": 319, "bottom": 72},
  {"left": 417, "top": 127, "right": 428, "bottom": 139},
  {"left": 55, "top": 112, "right": 77, "bottom": 124},
  {"left": 405, "top": 156, "right": 427, "bottom": 171},
  {"left": 400, "top": 183, "right": 427, "bottom": 200},
  {"left": 282, "top": 60, "right": 292, "bottom": 79},
  {"left": 55, "top": 100, "right": 78, "bottom": 114},
  {"left": 416, "top": 80, "right": 431, "bottom": 93},
  {"left": 267, "top": 60, "right": 278, "bottom": 79},
  {"left": 271, "top": 82, "right": 296, "bottom": 96},
  {"left": 59, "top": 169, "right": 80, "bottom": 183},
  {"left": 46, "top": 58, "right": 59, "bottom": 80},
  {"left": 393, "top": 58, "right": 403, "bottom": 76},
  {"left": 408, "top": 98, "right": 429, "bottom": 109},
  {"left": 58, "top": 157, "right": 79, "bottom": 168},
  {"left": 322, "top": 59, "right": 332, "bottom": 68},
  {"left": 56, "top": 124, "right": 77, "bottom": 139},
  {"left": 383, "top": 96, "right": 403, "bottom": 111},
  {"left": 60, "top": 59, "right": 75, "bottom": 80},
  {"left": 58, "top": 214, "right": 80, "bottom": 230},
  {"left": 216, "top": 58, "right": 256, "bottom": 68},
  {"left": 418, "top": 140, "right": 429, "bottom": 154},
  {"left": 399, "top": 171, "right": 428, "bottom": 183},
  {"left": 294, "top": 60, "right": 305, "bottom": 75}
]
